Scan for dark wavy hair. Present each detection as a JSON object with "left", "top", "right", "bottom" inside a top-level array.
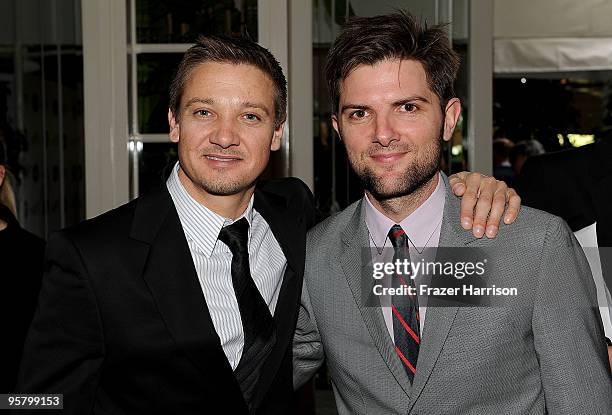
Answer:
[{"left": 325, "top": 10, "right": 460, "bottom": 114}]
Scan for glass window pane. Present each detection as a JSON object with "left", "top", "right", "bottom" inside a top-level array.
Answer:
[
  {"left": 138, "top": 142, "right": 178, "bottom": 196},
  {"left": 349, "top": 0, "right": 434, "bottom": 19},
  {"left": 447, "top": 0, "right": 469, "bottom": 174},
  {"left": 137, "top": 53, "right": 183, "bottom": 134},
  {"left": 136, "top": 0, "right": 258, "bottom": 43},
  {"left": 1, "top": 1, "right": 84, "bottom": 238}
]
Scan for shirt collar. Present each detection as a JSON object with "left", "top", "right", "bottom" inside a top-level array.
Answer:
[
  {"left": 364, "top": 172, "right": 446, "bottom": 248},
  {"left": 167, "top": 162, "right": 254, "bottom": 257}
]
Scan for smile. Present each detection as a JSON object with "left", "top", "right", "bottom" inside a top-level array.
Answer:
[
  {"left": 370, "top": 152, "right": 406, "bottom": 163},
  {"left": 205, "top": 155, "right": 242, "bottom": 161}
]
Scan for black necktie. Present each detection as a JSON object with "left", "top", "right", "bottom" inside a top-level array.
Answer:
[
  {"left": 388, "top": 224, "right": 420, "bottom": 383},
  {"left": 218, "top": 218, "right": 276, "bottom": 409}
]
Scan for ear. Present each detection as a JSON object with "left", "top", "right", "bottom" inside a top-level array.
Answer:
[
  {"left": 168, "top": 108, "right": 180, "bottom": 143},
  {"left": 270, "top": 121, "right": 285, "bottom": 152},
  {"left": 331, "top": 113, "right": 341, "bottom": 140},
  {"left": 442, "top": 98, "right": 461, "bottom": 142},
  {"left": 0, "top": 165, "right": 5, "bottom": 187}
]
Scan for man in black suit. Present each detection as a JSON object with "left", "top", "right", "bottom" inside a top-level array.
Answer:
[
  {"left": 520, "top": 138, "right": 612, "bottom": 366},
  {"left": 16, "top": 34, "right": 519, "bottom": 414},
  {"left": 17, "top": 35, "right": 315, "bottom": 415}
]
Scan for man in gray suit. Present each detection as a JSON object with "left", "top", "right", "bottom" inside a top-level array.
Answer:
[{"left": 294, "top": 11, "right": 612, "bottom": 414}]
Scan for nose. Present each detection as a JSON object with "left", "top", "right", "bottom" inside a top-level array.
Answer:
[
  {"left": 373, "top": 114, "right": 396, "bottom": 146},
  {"left": 209, "top": 117, "right": 240, "bottom": 148}
]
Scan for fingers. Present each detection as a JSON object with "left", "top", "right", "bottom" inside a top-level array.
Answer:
[
  {"left": 484, "top": 181, "right": 509, "bottom": 238},
  {"left": 458, "top": 172, "right": 482, "bottom": 231},
  {"left": 471, "top": 176, "right": 498, "bottom": 238},
  {"left": 456, "top": 172, "right": 521, "bottom": 238},
  {"left": 449, "top": 171, "right": 469, "bottom": 196},
  {"left": 503, "top": 187, "right": 521, "bottom": 224}
]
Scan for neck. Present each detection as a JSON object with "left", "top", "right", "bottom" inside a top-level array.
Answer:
[
  {"left": 367, "top": 173, "right": 439, "bottom": 223},
  {"left": 0, "top": 219, "right": 7, "bottom": 231},
  {"left": 177, "top": 168, "right": 253, "bottom": 219}
]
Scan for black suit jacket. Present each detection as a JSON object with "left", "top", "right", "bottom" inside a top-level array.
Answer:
[
  {"left": 0, "top": 205, "right": 45, "bottom": 393},
  {"left": 520, "top": 139, "right": 612, "bottom": 290},
  {"left": 16, "top": 177, "right": 315, "bottom": 414}
]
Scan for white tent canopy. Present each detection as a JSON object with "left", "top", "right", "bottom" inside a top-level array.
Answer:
[
  {"left": 495, "top": 37, "right": 612, "bottom": 73},
  {"left": 494, "top": 0, "right": 612, "bottom": 73}
]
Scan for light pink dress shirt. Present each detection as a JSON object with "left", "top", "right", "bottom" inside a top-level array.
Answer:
[{"left": 364, "top": 173, "right": 446, "bottom": 339}]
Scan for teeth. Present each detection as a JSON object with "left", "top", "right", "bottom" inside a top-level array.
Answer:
[{"left": 206, "top": 156, "right": 237, "bottom": 161}]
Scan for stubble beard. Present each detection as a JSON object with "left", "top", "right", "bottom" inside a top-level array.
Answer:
[
  {"left": 196, "top": 176, "right": 253, "bottom": 196},
  {"left": 180, "top": 149, "right": 257, "bottom": 197},
  {"left": 349, "top": 134, "right": 443, "bottom": 203}
]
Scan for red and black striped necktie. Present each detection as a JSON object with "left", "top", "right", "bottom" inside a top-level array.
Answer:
[{"left": 388, "top": 224, "right": 420, "bottom": 383}]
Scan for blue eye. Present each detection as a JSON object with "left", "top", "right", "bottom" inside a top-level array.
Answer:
[
  {"left": 244, "top": 113, "right": 261, "bottom": 121},
  {"left": 195, "top": 109, "right": 210, "bottom": 117}
]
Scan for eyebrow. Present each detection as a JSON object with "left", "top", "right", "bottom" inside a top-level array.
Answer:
[
  {"left": 340, "top": 95, "right": 431, "bottom": 113},
  {"left": 183, "top": 98, "right": 271, "bottom": 116},
  {"left": 340, "top": 104, "right": 371, "bottom": 113},
  {"left": 184, "top": 98, "right": 214, "bottom": 107},
  {"left": 391, "top": 96, "right": 431, "bottom": 106},
  {"left": 242, "top": 101, "right": 271, "bottom": 117}
]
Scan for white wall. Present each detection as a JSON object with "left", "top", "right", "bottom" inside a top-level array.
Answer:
[{"left": 494, "top": 0, "right": 612, "bottom": 38}]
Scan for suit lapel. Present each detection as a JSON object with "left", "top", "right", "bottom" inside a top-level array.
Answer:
[
  {"left": 340, "top": 200, "right": 414, "bottom": 397},
  {"left": 129, "top": 186, "right": 236, "bottom": 381},
  {"left": 409, "top": 174, "right": 476, "bottom": 409}
]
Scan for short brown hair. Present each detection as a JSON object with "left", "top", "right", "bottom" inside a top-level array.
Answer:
[
  {"left": 169, "top": 35, "right": 287, "bottom": 128},
  {"left": 325, "top": 10, "right": 460, "bottom": 114}
]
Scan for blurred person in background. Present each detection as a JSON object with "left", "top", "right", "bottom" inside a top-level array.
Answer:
[
  {"left": 493, "top": 137, "right": 516, "bottom": 187},
  {"left": 521, "top": 136, "right": 612, "bottom": 369},
  {"left": 511, "top": 139, "right": 545, "bottom": 177},
  {"left": 0, "top": 134, "right": 45, "bottom": 393}
]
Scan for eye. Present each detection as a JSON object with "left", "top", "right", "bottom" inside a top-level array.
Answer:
[
  {"left": 401, "top": 103, "right": 417, "bottom": 113},
  {"left": 243, "top": 113, "right": 261, "bottom": 122},
  {"left": 349, "top": 109, "right": 367, "bottom": 119},
  {"left": 194, "top": 109, "right": 211, "bottom": 117}
]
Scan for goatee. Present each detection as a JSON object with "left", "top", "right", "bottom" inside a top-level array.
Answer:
[{"left": 351, "top": 137, "right": 442, "bottom": 201}]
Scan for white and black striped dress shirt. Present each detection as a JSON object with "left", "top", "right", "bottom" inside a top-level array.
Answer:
[{"left": 167, "top": 163, "right": 287, "bottom": 369}]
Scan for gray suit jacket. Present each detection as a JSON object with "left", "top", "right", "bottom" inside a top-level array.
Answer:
[{"left": 294, "top": 174, "right": 612, "bottom": 414}]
